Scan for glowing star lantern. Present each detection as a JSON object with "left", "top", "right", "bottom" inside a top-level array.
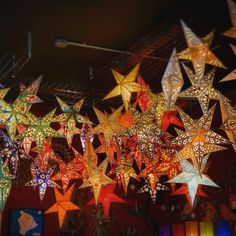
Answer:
[
  {"left": 178, "top": 20, "right": 225, "bottom": 77},
  {"left": 52, "top": 151, "right": 86, "bottom": 192},
  {"left": 178, "top": 63, "right": 224, "bottom": 114},
  {"left": 87, "top": 184, "right": 125, "bottom": 218},
  {"left": 138, "top": 176, "right": 168, "bottom": 204},
  {"left": 0, "top": 158, "right": 14, "bottom": 210},
  {"left": 223, "top": 0, "right": 236, "bottom": 41},
  {"left": 161, "top": 49, "right": 183, "bottom": 111},
  {"left": 79, "top": 158, "right": 115, "bottom": 204},
  {"left": 25, "top": 164, "right": 60, "bottom": 201},
  {"left": 0, "top": 99, "right": 29, "bottom": 140},
  {"left": 219, "top": 95, "right": 236, "bottom": 152},
  {"left": 168, "top": 155, "right": 219, "bottom": 207},
  {"left": 14, "top": 75, "right": 43, "bottom": 113},
  {"left": 0, "top": 130, "right": 29, "bottom": 176},
  {"left": 92, "top": 106, "right": 124, "bottom": 147},
  {"left": 45, "top": 184, "right": 80, "bottom": 228},
  {"left": 161, "top": 111, "right": 183, "bottom": 131},
  {"left": 17, "top": 109, "right": 61, "bottom": 153},
  {"left": 103, "top": 63, "right": 144, "bottom": 111},
  {"left": 172, "top": 104, "right": 230, "bottom": 173},
  {"left": 220, "top": 69, "right": 236, "bottom": 82}
]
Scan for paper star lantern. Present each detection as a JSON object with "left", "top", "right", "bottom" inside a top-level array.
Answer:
[
  {"left": 45, "top": 183, "right": 80, "bottom": 228},
  {"left": 179, "top": 63, "right": 223, "bottom": 114},
  {"left": 161, "top": 49, "right": 183, "bottom": 111},
  {"left": 139, "top": 176, "right": 168, "bottom": 204},
  {"left": 14, "top": 75, "right": 43, "bottom": 113},
  {"left": 220, "top": 69, "right": 236, "bottom": 82},
  {"left": 0, "top": 99, "right": 29, "bottom": 140},
  {"left": 113, "top": 157, "right": 138, "bottom": 194},
  {"left": 172, "top": 104, "right": 230, "bottom": 173},
  {"left": 53, "top": 151, "right": 86, "bottom": 192},
  {"left": 161, "top": 111, "right": 183, "bottom": 131},
  {"left": 219, "top": 95, "right": 236, "bottom": 151},
  {"left": 178, "top": 20, "right": 225, "bottom": 76},
  {"left": 87, "top": 184, "right": 125, "bottom": 218},
  {"left": 0, "top": 130, "right": 29, "bottom": 176},
  {"left": 83, "top": 138, "right": 98, "bottom": 168},
  {"left": 0, "top": 158, "right": 14, "bottom": 210},
  {"left": 168, "top": 155, "right": 218, "bottom": 206},
  {"left": 17, "top": 109, "right": 61, "bottom": 153},
  {"left": 103, "top": 63, "right": 144, "bottom": 110},
  {"left": 92, "top": 106, "right": 124, "bottom": 147},
  {"left": 223, "top": 0, "right": 236, "bottom": 40},
  {"left": 96, "top": 134, "right": 119, "bottom": 164},
  {"left": 80, "top": 158, "right": 115, "bottom": 204},
  {"left": 25, "top": 163, "right": 60, "bottom": 201}
]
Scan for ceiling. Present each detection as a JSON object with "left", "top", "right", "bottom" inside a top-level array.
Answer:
[{"left": 0, "top": 0, "right": 235, "bottom": 109}]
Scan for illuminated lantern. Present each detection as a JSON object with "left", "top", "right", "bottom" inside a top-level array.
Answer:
[
  {"left": 172, "top": 224, "right": 185, "bottom": 236},
  {"left": 216, "top": 220, "right": 231, "bottom": 236},
  {"left": 159, "top": 225, "right": 171, "bottom": 236}
]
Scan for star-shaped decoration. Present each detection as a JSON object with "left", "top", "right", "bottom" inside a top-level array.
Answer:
[
  {"left": 222, "top": 0, "right": 236, "bottom": 41},
  {"left": 178, "top": 20, "right": 225, "bottom": 76},
  {"left": 168, "top": 155, "right": 218, "bottom": 207},
  {"left": 161, "top": 111, "right": 183, "bottom": 131},
  {"left": 139, "top": 176, "right": 168, "bottom": 204},
  {"left": 25, "top": 163, "right": 60, "bottom": 201},
  {"left": 92, "top": 106, "right": 124, "bottom": 147},
  {"left": 103, "top": 63, "right": 144, "bottom": 110},
  {"left": 178, "top": 63, "right": 224, "bottom": 114},
  {"left": 80, "top": 123, "right": 94, "bottom": 152},
  {"left": 96, "top": 134, "right": 119, "bottom": 164},
  {"left": 53, "top": 151, "right": 86, "bottom": 192},
  {"left": 87, "top": 184, "right": 125, "bottom": 218},
  {"left": 219, "top": 95, "right": 236, "bottom": 152},
  {"left": 0, "top": 99, "right": 29, "bottom": 140},
  {"left": 0, "top": 130, "right": 29, "bottom": 176},
  {"left": 161, "top": 49, "right": 184, "bottom": 111},
  {"left": 79, "top": 158, "right": 115, "bottom": 204},
  {"left": 0, "top": 158, "right": 14, "bottom": 210},
  {"left": 14, "top": 75, "right": 43, "bottom": 113},
  {"left": 45, "top": 183, "right": 80, "bottom": 228},
  {"left": 17, "top": 109, "right": 61, "bottom": 153},
  {"left": 172, "top": 104, "right": 230, "bottom": 173},
  {"left": 220, "top": 69, "right": 236, "bottom": 82}
]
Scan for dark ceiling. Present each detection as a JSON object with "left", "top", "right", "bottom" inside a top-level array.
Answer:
[{"left": 0, "top": 0, "right": 235, "bottom": 108}]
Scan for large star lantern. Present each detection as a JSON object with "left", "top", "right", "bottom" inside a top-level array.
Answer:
[
  {"left": 17, "top": 109, "right": 61, "bottom": 152},
  {"left": 103, "top": 63, "right": 144, "bottom": 110},
  {"left": 178, "top": 20, "right": 225, "bottom": 76},
  {"left": 172, "top": 104, "right": 230, "bottom": 173},
  {"left": 45, "top": 184, "right": 80, "bottom": 228},
  {"left": 168, "top": 155, "right": 218, "bottom": 207},
  {"left": 25, "top": 164, "right": 60, "bottom": 201}
]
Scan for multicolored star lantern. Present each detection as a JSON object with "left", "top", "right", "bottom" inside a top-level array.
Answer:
[
  {"left": 168, "top": 155, "right": 218, "bottom": 207},
  {"left": 0, "top": 158, "right": 14, "bottom": 210},
  {"left": 172, "top": 104, "right": 230, "bottom": 173},
  {"left": 25, "top": 163, "right": 60, "bottom": 201},
  {"left": 103, "top": 63, "right": 144, "bottom": 110},
  {"left": 87, "top": 184, "right": 125, "bottom": 218},
  {"left": 45, "top": 183, "right": 80, "bottom": 228},
  {"left": 17, "top": 109, "right": 61, "bottom": 152}
]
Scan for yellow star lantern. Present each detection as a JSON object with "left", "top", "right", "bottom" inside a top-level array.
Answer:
[
  {"left": 172, "top": 104, "right": 230, "bottom": 173},
  {"left": 79, "top": 158, "right": 115, "bottom": 204},
  {"left": 178, "top": 20, "right": 226, "bottom": 76},
  {"left": 92, "top": 106, "right": 124, "bottom": 147},
  {"left": 103, "top": 63, "right": 144, "bottom": 110},
  {"left": 45, "top": 184, "right": 80, "bottom": 228},
  {"left": 178, "top": 63, "right": 224, "bottom": 114},
  {"left": 219, "top": 95, "right": 236, "bottom": 152}
]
